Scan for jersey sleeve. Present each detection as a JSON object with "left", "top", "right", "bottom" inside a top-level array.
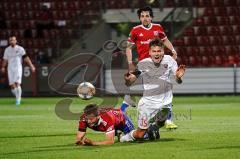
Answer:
[
  {"left": 3, "top": 49, "right": 8, "bottom": 60},
  {"left": 78, "top": 115, "right": 87, "bottom": 132},
  {"left": 105, "top": 125, "right": 115, "bottom": 134},
  {"left": 128, "top": 28, "right": 137, "bottom": 44},
  {"left": 158, "top": 25, "right": 167, "bottom": 41},
  {"left": 137, "top": 60, "right": 148, "bottom": 76},
  {"left": 20, "top": 47, "right": 26, "bottom": 56},
  {"left": 105, "top": 115, "right": 115, "bottom": 134}
]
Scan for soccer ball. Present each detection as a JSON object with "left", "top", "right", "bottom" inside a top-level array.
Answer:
[{"left": 77, "top": 82, "right": 96, "bottom": 100}]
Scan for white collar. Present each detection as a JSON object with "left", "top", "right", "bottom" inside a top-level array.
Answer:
[
  {"left": 97, "top": 117, "right": 103, "bottom": 126},
  {"left": 140, "top": 23, "right": 153, "bottom": 30}
]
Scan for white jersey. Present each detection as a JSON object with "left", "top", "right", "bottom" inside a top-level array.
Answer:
[
  {"left": 3, "top": 45, "right": 26, "bottom": 71},
  {"left": 137, "top": 55, "right": 178, "bottom": 106},
  {"left": 3, "top": 45, "right": 26, "bottom": 85}
]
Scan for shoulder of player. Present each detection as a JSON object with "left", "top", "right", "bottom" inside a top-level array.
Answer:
[
  {"left": 140, "top": 57, "right": 152, "bottom": 63},
  {"left": 5, "top": 46, "right": 11, "bottom": 50},
  {"left": 133, "top": 24, "right": 142, "bottom": 29},
  {"left": 152, "top": 23, "right": 163, "bottom": 28},
  {"left": 100, "top": 109, "right": 118, "bottom": 123},
  {"left": 138, "top": 58, "right": 152, "bottom": 67},
  {"left": 16, "top": 45, "right": 25, "bottom": 50},
  {"left": 163, "top": 55, "right": 176, "bottom": 63},
  {"left": 79, "top": 113, "right": 86, "bottom": 121},
  {"left": 163, "top": 55, "right": 172, "bottom": 60},
  {"left": 131, "top": 25, "right": 143, "bottom": 33}
]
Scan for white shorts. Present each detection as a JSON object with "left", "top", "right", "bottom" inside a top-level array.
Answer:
[
  {"left": 137, "top": 98, "right": 171, "bottom": 129},
  {"left": 7, "top": 68, "right": 22, "bottom": 85}
]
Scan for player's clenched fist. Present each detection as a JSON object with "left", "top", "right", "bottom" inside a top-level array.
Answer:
[
  {"left": 175, "top": 65, "right": 186, "bottom": 84},
  {"left": 176, "top": 65, "right": 186, "bottom": 78},
  {"left": 124, "top": 72, "right": 137, "bottom": 87}
]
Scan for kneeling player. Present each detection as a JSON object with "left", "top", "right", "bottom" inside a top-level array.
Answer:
[
  {"left": 75, "top": 95, "right": 137, "bottom": 146},
  {"left": 120, "top": 38, "right": 185, "bottom": 142}
]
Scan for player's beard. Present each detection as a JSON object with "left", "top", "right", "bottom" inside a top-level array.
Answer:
[
  {"left": 143, "top": 20, "right": 151, "bottom": 28},
  {"left": 10, "top": 43, "right": 16, "bottom": 47}
]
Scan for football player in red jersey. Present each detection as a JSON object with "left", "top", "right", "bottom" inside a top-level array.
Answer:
[
  {"left": 126, "top": 6, "right": 178, "bottom": 129},
  {"left": 75, "top": 95, "right": 146, "bottom": 146},
  {"left": 126, "top": 6, "right": 177, "bottom": 71}
]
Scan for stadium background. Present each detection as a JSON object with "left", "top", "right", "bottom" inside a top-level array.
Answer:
[{"left": 0, "top": 0, "right": 240, "bottom": 96}]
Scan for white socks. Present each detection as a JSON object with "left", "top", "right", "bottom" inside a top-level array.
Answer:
[
  {"left": 11, "top": 87, "right": 17, "bottom": 96},
  {"left": 16, "top": 86, "right": 22, "bottom": 102},
  {"left": 12, "top": 86, "right": 22, "bottom": 103},
  {"left": 120, "top": 130, "right": 135, "bottom": 142}
]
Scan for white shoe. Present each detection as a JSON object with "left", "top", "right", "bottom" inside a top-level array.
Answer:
[
  {"left": 120, "top": 133, "right": 134, "bottom": 142},
  {"left": 15, "top": 100, "right": 21, "bottom": 106}
]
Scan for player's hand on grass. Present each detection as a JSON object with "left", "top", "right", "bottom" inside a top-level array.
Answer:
[
  {"left": 176, "top": 65, "right": 186, "bottom": 79},
  {"left": 83, "top": 138, "right": 94, "bottom": 146},
  {"left": 75, "top": 140, "right": 84, "bottom": 146}
]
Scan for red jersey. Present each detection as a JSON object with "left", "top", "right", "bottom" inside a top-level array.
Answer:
[
  {"left": 78, "top": 108, "right": 125, "bottom": 134},
  {"left": 128, "top": 23, "right": 167, "bottom": 61}
]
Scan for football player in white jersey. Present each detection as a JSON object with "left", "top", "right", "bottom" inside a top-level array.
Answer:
[
  {"left": 126, "top": 6, "right": 178, "bottom": 129},
  {"left": 120, "top": 38, "right": 185, "bottom": 142},
  {"left": 1, "top": 36, "right": 35, "bottom": 105}
]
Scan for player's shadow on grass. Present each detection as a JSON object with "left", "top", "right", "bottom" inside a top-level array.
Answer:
[
  {"left": 134, "top": 137, "right": 187, "bottom": 143},
  {"left": 1, "top": 138, "right": 188, "bottom": 156},
  {"left": 35, "top": 137, "right": 186, "bottom": 149},
  {"left": 0, "top": 147, "right": 78, "bottom": 156},
  {"left": 0, "top": 133, "right": 75, "bottom": 139}
]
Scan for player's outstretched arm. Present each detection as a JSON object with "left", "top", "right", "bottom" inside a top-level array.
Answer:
[
  {"left": 126, "top": 42, "right": 136, "bottom": 72},
  {"left": 23, "top": 56, "right": 36, "bottom": 73},
  {"left": 1, "top": 59, "right": 7, "bottom": 73},
  {"left": 163, "top": 38, "right": 177, "bottom": 60},
  {"left": 83, "top": 130, "right": 115, "bottom": 146},
  {"left": 75, "top": 131, "right": 86, "bottom": 145},
  {"left": 175, "top": 65, "right": 186, "bottom": 84}
]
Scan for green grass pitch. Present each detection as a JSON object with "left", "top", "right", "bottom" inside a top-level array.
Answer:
[{"left": 0, "top": 96, "right": 240, "bottom": 159}]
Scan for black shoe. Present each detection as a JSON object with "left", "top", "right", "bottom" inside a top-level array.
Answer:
[{"left": 147, "top": 124, "right": 160, "bottom": 140}]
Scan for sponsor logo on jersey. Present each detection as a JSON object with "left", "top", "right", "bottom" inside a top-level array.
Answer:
[
  {"left": 139, "top": 33, "right": 144, "bottom": 37},
  {"left": 164, "top": 64, "right": 168, "bottom": 68},
  {"left": 140, "top": 39, "right": 152, "bottom": 45},
  {"left": 154, "top": 31, "right": 159, "bottom": 36}
]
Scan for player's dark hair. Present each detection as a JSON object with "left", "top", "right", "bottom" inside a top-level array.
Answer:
[
  {"left": 84, "top": 104, "right": 99, "bottom": 116},
  {"left": 149, "top": 38, "right": 164, "bottom": 48},
  {"left": 137, "top": 6, "right": 154, "bottom": 18},
  {"left": 9, "top": 35, "right": 16, "bottom": 39}
]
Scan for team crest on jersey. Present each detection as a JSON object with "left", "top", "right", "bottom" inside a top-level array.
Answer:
[
  {"left": 153, "top": 31, "right": 159, "bottom": 36},
  {"left": 163, "top": 64, "right": 168, "bottom": 68}
]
